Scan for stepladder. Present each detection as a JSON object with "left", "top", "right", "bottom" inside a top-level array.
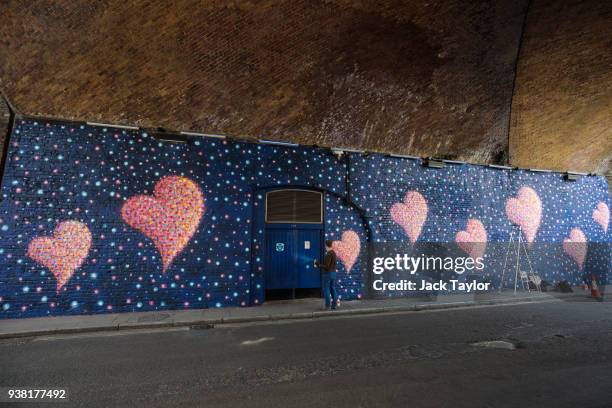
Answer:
[{"left": 499, "top": 226, "right": 541, "bottom": 294}]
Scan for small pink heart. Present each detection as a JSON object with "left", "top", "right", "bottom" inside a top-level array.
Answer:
[
  {"left": 563, "top": 228, "right": 587, "bottom": 270},
  {"left": 27, "top": 221, "right": 92, "bottom": 293},
  {"left": 332, "top": 230, "right": 360, "bottom": 273},
  {"left": 455, "top": 219, "right": 488, "bottom": 260},
  {"left": 390, "top": 191, "right": 428, "bottom": 244},
  {"left": 505, "top": 186, "right": 542, "bottom": 246},
  {"left": 122, "top": 176, "right": 204, "bottom": 272},
  {"left": 592, "top": 202, "right": 609, "bottom": 233}
]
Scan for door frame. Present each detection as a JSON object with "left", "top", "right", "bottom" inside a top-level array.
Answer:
[
  {"left": 250, "top": 184, "right": 373, "bottom": 305},
  {"left": 260, "top": 186, "right": 326, "bottom": 299}
]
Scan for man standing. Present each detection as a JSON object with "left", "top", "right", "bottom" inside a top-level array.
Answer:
[{"left": 316, "top": 240, "right": 338, "bottom": 310}]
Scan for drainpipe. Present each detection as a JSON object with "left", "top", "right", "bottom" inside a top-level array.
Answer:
[
  {"left": 0, "top": 92, "right": 16, "bottom": 195},
  {"left": 507, "top": 0, "right": 532, "bottom": 166},
  {"left": 343, "top": 152, "right": 376, "bottom": 299},
  {"left": 345, "top": 153, "right": 351, "bottom": 204}
]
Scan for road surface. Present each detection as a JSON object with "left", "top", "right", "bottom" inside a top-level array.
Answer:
[{"left": 2, "top": 298, "right": 611, "bottom": 407}]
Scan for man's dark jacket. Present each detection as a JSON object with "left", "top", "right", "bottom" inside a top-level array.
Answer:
[{"left": 320, "top": 250, "right": 337, "bottom": 273}]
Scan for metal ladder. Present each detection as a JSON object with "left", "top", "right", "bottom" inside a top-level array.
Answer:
[{"left": 499, "top": 225, "right": 541, "bottom": 294}]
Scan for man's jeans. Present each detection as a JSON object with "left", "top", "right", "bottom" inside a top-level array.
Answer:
[{"left": 322, "top": 273, "right": 338, "bottom": 309}]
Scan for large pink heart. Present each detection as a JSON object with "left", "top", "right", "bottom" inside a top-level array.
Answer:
[
  {"left": 122, "top": 176, "right": 204, "bottom": 272},
  {"left": 390, "top": 191, "right": 428, "bottom": 244},
  {"left": 27, "top": 221, "right": 92, "bottom": 293},
  {"left": 455, "top": 219, "right": 488, "bottom": 260},
  {"left": 332, "top": 230, "right": 360, "bottom": 273},
  {"left": 563, "top": 228, "right": 587, "bottom": 270},
  {"left": 593, "top": 202, "right": 609, "bottom": 233},
  {"left": 505, "top": 186, "right": 542, "bottom": 246}
]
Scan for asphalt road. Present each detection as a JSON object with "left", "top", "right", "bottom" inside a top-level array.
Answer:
[{"left": 2, "top": 299, "right": 612, "bottom": 408}]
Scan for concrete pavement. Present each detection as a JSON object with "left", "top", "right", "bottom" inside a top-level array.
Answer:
[{"left": 0, "top": 290, "right": 592, "bottom": 339}]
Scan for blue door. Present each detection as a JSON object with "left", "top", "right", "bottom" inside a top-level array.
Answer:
[
  {"left": 265, "top": 228, "right": 296, "bottom": 290},
  {"left": 265, "top": 225, "right": 322, "bottom": 290},
  {"left": 295, "top": 228, "right": 321, "bottom": 288}
]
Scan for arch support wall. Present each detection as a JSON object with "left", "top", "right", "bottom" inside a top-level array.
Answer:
[{"left": 510, "top": 0, "right": 612, "bottom": 174}]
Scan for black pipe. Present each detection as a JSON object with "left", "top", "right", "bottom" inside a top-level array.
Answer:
[{"left": 0, "top": 99, "right": 15, "bottom": 199}]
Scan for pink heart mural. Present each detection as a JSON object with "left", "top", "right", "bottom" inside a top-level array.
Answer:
[
  {"left": 592, "top": 202, "right": 609, "bottom": 233},
  {"left": 563, "top": 228, "right": 587, "bottom": 270},
  {"left": 122, "top": 176, "right": 204, "bottom": 272},
  {"left": 390, "top": 191, "right": 428, "bottom": 243},
  {"left": 455, "top": 219, "right": 488, "bottom": 260},
  {"left": 332, "top": 230, "right": 360, "bottom": 273},
  {"left": 505, "top": 186, "right": 542, "bottom": 246},
  {"left": 27, "top": 221, "right": 92, "bottom": 293}
]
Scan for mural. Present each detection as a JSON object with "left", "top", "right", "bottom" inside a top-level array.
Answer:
[
  {"left": 323, "top": 195, "right": 367, "bottom": 301},
  {"left": 390, "top": 191, "right": 428, "bottom": 244},
  {"left": 505, "top": 186, "right": 542, "bottom": 246},
  {"left": 27, "top": 220, "right": 92, "bottom": 293},
  {"left": 121, "top": 175, "right": 204, "bottom": 272},
  {"left": 593, "top": 202, "right": 609, "bottom": 233},
  {"left": 455, "top": 219, "right": 487, "bottom": 260},
  {"left": 332, "top": 230, "right": 361, "bottom": 274},
  {"left": 0, "top": 118, "right": 610, "bottom": 318},
  {"left": 563, "top": 228, "right": 587, "bottom": 271}
]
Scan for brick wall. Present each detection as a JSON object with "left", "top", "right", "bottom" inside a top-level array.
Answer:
[
  {"left": 0, "top": 0, "right": 527, "bottom": 164},
  {"left": 1, "top": 1, "right": 610, "bottom": 173},
  {"left": 510, "top": 0, "right": 612, "bottom": 173},
  {"left": 0, "top": 118, "right": 610, "bottom": 318}
]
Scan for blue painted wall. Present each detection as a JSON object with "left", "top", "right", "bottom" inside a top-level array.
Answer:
[{"left": 0, "top": 118, "right": 609, "bottom": 318}]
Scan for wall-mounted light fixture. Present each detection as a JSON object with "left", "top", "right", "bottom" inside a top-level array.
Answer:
[
  {"left": 86, "top": 121, "right": 139, "bottom": 130},
  {"left": 258, "top": 139, "right": 299, "bottom": 147},
  {"left": 424, "top": 158, "right": 446, "bottom": 168},
  {"left": 488, "top": 164, "right": 514, "bottom": 170},
  {"left": 331, "top": 149, "right": 345, "bottom": 160},
  {"left": 564, "top": 172, "right": 586, "bottom": 181},
  {"left": 529, "top": 168, "right": 553, "bottom": 173},
  {"left": 152, "top": 130, "right": 189, "bottom": 144},
  {"left": 180, "top": 131, "right": 226, "bottom": 140},
  {"left": 334, "top": 147, "right": 365, "bottom": 154}
]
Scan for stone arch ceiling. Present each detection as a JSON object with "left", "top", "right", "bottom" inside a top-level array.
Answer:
[{"left": 0, "top": 1, "right": 609, "bottom": 173}]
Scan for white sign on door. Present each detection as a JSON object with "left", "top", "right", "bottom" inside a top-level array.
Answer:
[{"left": 304, "top": 241, "right": 310, "bottom": 249}]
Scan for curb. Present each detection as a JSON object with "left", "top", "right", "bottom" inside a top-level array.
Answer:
[{"left": 0, "top": 296, "right": 559, "bottom": 340}]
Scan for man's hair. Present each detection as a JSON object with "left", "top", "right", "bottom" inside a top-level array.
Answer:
[{"left": 325, "top": 240, "right": 333, "bottom": 248}]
